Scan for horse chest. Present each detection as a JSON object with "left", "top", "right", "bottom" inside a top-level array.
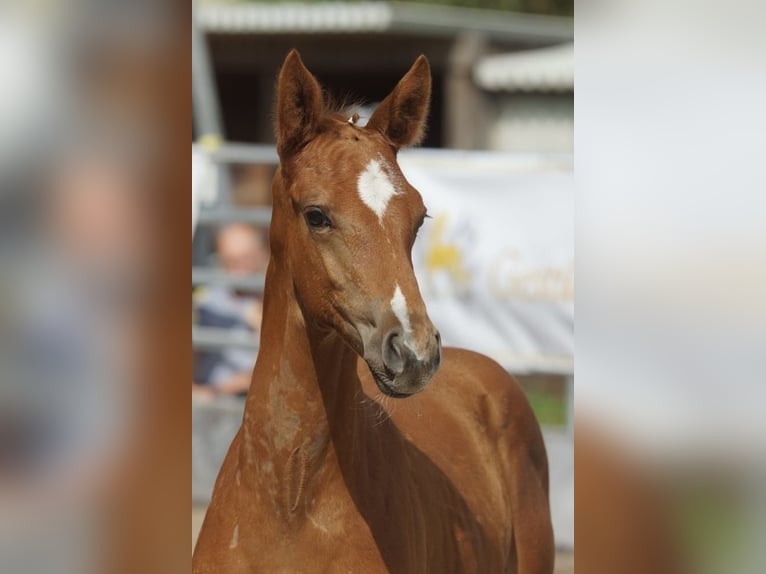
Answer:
[{"left": 238, "top": 497, "right": 390, "bottom": 574}]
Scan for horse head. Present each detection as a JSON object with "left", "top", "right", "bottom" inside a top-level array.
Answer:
[{"left": 271, "top": 49, "right": 441, "bottom": 398}]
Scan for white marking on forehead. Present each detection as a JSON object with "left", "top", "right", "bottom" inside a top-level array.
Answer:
[
  {"left": 229, "top": 523, "right": 239, "bottom": 549},
  {"left": 391, "top": 284, "right": 412, "bottom": 336},
  {"left": 357, "top": 158, "right": 399, "bottom": 222}
]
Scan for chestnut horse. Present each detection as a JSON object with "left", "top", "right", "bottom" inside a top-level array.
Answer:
[{"left": 193, "top": 50, "right": 554, "bottom": 573}]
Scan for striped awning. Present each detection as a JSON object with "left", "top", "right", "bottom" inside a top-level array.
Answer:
[
  {"left": 195, "top": 2, "right": 573, "bottom": 43},
  {"left": 197, "top": 1, "right": 391, "bottom": 33}
]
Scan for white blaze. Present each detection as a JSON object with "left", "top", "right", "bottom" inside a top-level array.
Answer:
[
  {"left": 357, "top": 158, "right": 399, "bottom": 222},
  {"left": 391, "top": 284, "right": 412, "bottom": 335},
  {"left": 229, "top": 523, "right": 239, "bottom": 549}
]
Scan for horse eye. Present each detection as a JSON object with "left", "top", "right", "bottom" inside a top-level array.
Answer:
[{"left": 305, "top": 207, "right": 331, "bottom": 229}]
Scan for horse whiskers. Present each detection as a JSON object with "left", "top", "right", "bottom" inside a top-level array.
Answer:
[
  {"left": 371, "top": 392, "right": 397, "bottom": 428},
  {"left": 369, "top": 395, "right": 386, "bottom": 425},
  {"left": 349, "top": 379, "right": 418, "bottom": 426},
  {"left": 352, "top": 389, "right": 369, "bottom": 410},
  {"left": 351, "top": 387, "right": 388, "bottom": 425}
]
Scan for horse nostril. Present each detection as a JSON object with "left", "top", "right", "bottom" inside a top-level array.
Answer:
[
  {"left": 383, "top": 330, "right": 406, "bottom": 376},
  {"left": 382, "top": 329, "right": 440, "bottom": 379}
]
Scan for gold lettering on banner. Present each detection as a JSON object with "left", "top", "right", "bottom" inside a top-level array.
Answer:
[
  {"left": 424, "top": 214, "right": 469, "bottom": 287},
  {"left": 424, "top": 213, "right": 471, "bottom": 293},
  {"left": 489, "top": 249, "right": 573, "bottom": 302}
]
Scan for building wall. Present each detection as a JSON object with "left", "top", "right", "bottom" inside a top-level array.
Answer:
[
  {"left": 207, "top": 33, "right": 454, "bottom": 147},
  {"left": 202, "top": 33, "right": 571, "bottom": 152},
  {"left": 486, "top": 92, "right": 573, "bottom": 153}
]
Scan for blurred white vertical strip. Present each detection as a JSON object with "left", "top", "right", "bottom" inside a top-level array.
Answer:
[
  {"left": 576, "top": 0, "right": 766, "bottom": 461},
  {"left": 577, "top": 1, "right": 766, "bottom": 572},
  {"left": 192, "top": 1, "right": 223, "bottom": 140},
  {"left": 0, "top": 6, "right": 68, "bottom": 180},
  {"left": 192, "top": 148, "right": 219, "bottom": 237},
  {"left": 0, "top": 1, "right": 169, "bottom": 572}
]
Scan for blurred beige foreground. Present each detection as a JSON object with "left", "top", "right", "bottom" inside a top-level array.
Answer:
[
  {"left": 0, "top": 1, "right": 189, "bottom": 573},
  {"left": 575, "top": 0, "right": 766, "bottom": 572}
]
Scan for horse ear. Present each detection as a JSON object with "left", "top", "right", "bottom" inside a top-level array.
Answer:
[
  {"left": 276, "top": 50, "right": 324, "bottom": 158},
  {"left": 366, "top": 55, "right": 431, "bottom": 148}
]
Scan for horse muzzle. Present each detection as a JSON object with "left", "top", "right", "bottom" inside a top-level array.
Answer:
[{"left": 365, "top": 326, "right": 441, "bottom": 398}]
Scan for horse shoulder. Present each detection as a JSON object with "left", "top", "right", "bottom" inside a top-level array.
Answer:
[
  {"left": 396, "top": 348, "right": 548, "bottom": 506},
  {"left": 438, "top": 347, "right": 549, "bottom": 475},
  {"left": 404, "top": 347, "right": 540, "bottom": 446}
]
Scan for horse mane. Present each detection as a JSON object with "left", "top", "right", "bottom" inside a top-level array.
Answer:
[
  {"left": 303, "top": 97, "right": 367, "bottom": 141},
  {"left": 319, "top": 95, "right": 365, "bottom": 126}
]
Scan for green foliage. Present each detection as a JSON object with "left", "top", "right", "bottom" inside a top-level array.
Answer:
[
  {"left": 672, "top": 484, "right": 749, "bottom": 574},
  {"left": 526, "top": 389, "right": 567, "bottom": 427}
]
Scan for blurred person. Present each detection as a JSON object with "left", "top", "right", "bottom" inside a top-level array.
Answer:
[
  {"left": 193, "top": 223, "right": 268, "bottom": 398},
  {"left": 0, "top": 1, "right": 188, "bottom": 572},
  {"left": 0, "top": 144, "right": 150, "bottom": 573},
  {"left": 0, "top": 146, "right": 148, "bottom": 481}
]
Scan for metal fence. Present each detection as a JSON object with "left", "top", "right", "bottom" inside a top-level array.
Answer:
[{"left": 192, "top": 142, "right": 277, "bottom": 352}]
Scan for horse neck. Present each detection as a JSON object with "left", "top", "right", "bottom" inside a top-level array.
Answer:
[{"left": 238, "top": 247, "right": 364, "bottom": 515}]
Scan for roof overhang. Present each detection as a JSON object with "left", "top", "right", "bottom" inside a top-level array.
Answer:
[
  {"left": 196, "top": 1, "right": 573, "bottom": 44},
  {"left": 474, "top": 42, "right": 573, "bottom": 92}
]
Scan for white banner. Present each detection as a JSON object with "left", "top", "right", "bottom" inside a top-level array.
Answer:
[{"left": 399, "top": 151, "right": 573, "bottom": 374}]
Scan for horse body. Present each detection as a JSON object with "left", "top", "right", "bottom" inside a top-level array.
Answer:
[
  {"left": 196, "top": 354, "right": 545, "bottom": 573},
  {"left": 193, "top": 50, "right": 553, "bottom": 573}
]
